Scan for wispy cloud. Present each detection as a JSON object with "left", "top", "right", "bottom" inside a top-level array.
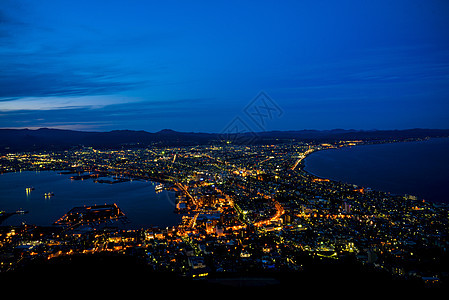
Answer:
[
  {"left": 273, "top": 45, "right": 449, "bottom": 100},
  {"left": 0, "top": 95, "right": 140, "bottom": 111},
  {"left": 0, "top": 96, "right": 219, "bottom": 131},
  {"left": 0, "top": 3, "right": 148, "bottom": 100}
]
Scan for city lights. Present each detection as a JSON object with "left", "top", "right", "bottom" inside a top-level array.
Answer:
[{"left": 0, "top": 138, "right": 448, "bottom": 287}]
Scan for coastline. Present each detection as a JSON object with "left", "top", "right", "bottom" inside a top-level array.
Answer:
[
  {"left": 0, "top": 170, "right": 181, "bottom": 228},
  {"left": 300, "top": 137, "right": 449, "bottom": 205},
  {"left": 1, "top": 138, "right": 449, "bottom": 286}
]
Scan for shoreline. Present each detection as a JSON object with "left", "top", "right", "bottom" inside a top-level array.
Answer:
[
  {"left": 300, "top": 137, "right": 449, "bottom": 205},
  {"left": 0, "top": 170, "right": 181, "bottom": 228}
]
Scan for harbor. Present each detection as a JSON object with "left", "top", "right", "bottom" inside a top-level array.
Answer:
[
  {"left": 0, "top": 209, "right": 29, "bottom": 225},
  {"left": 54, "top": 203, "right": 129, "bottom": 228},
  {"left": 0, "top": 171, "right": 181, "bottom": 228}
]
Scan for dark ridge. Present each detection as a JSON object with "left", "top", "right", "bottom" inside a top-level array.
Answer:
[{"left": 1, "top": 128, "right": 448, "bottom": 152}]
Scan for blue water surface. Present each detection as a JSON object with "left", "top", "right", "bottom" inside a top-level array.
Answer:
[
  {"left": 304, "top": 138, "right": 449, "bottom": 203},
  {"left": 0, "top": 171, "right": 181, "bottom": 228}
]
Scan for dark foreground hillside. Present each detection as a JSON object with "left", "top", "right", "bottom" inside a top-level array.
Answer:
[{"left": 0, "top": 252, "right": 434, "bottom": 294}]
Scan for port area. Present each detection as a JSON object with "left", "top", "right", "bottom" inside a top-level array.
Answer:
[
  {"left": 54, "top": 204, "right": 128, "bottom": 228},
  {"left": 0, "top": 210, "right": 29, "bottom": 225},
  {"left": 68, "top": 171, "right": 131, "bottom": 184}
]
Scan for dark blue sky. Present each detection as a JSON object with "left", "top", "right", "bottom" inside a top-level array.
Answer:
[{"left": 1, "top": 0, "right": 449, "bottom": 132}]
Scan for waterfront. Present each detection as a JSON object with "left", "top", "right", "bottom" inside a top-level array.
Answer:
[
  {"left": 304, "top": 138, "right": 449, "bottom": 204},
  {"left": 0, "top": 140, "right": 448, "bottom": 286},
  {"left": 0, "top": 171, "right": 181, "bottom": 228}
]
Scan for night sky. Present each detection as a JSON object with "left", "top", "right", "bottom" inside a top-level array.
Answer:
[{"left": 1, "top": 0, "right": 449, "bottom": 132}]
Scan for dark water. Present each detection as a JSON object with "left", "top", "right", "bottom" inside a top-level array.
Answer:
[
  {"left": 0, "top": 171, "right": 181, "bottom": 228},
  {"left": 304, "top": 138, "right": 449, "bottom": 204}
]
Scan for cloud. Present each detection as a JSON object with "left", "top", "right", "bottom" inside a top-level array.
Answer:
[
  {"left": 0, "top": 3, "right": 30, "bottom": 41},
  {"left": 0, "top": 64, "right": 141, "bottom": 99},
  {"left": 0, "top": 3, "right": 146, "bottom": 100},
  {"left": 0, "top": 95, "right": 140, "bottom": 111},
  {"left": 0, "top": 96, "right": 219, "bottom": 131},
  {"left": 273, "top": 45, "right": 449, "bottom": 101}
]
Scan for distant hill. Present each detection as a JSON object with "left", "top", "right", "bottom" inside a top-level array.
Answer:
[{"left": 1, "top": 127, "right": 449, "bottom": 152}]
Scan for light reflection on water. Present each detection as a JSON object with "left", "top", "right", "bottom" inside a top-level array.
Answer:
[{"left": 0, "top": 171, "right": 181, "bottom": 228}]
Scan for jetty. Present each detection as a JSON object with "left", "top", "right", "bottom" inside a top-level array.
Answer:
[
  {"left": 54, "top": 203, "right": 128, "bottom": 227},
  {"left": 0, "top": 210, "right": 29, "bottom": 224}
]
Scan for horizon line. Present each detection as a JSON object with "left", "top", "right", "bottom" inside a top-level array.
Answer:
[{"left": 1, "top": 127, "right": 449, "bottom": 134}]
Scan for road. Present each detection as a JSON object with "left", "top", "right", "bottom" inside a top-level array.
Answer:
[
  {"left": 291, "top": 148, "right": 315, "bottom": 170},
  {"left": 175, "top": 182, "right": 197, "bottom": 205}
]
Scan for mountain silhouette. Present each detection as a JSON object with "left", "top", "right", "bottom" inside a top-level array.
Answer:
[{"left": 1, "top": 128, "right": 448, "bottom": 152}]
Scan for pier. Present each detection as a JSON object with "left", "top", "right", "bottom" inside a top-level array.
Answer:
[
  {"left": 0, "top": 210, "right": 29, "bottom": 224},
  {"left": 54, "top": 203, "right": 127, "bottom": 227}
]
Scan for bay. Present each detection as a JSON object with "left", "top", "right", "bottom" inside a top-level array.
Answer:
[
  {"left": 304, "top": 138, "right": 449, "bottom": 204},
  {"left": 0, "top": 171, "right": 181, "bottom": 228}
]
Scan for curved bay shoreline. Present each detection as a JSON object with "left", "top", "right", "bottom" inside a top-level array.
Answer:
[{"left": 301, "top": 137, "right": 449, "bottom": 206}]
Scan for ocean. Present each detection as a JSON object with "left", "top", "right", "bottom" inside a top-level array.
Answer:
[{"left": 304, "top": 138, "right": 449, "bottom": 204}]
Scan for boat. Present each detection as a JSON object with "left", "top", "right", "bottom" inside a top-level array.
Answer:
[{"left": 44, "top": 192, "right": 55, "bottom": 197}]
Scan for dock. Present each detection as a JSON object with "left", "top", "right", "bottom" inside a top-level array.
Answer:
[
  {"left": 0, "top": 210, "right": 29, "bottom": 224},
  {"left": 54, "top": 203, "right": 128, "bottom": 227}
]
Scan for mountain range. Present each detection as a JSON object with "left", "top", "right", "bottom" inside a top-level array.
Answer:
[{"left": 1, "top": 128, "right": 449, "bottom": 152}]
